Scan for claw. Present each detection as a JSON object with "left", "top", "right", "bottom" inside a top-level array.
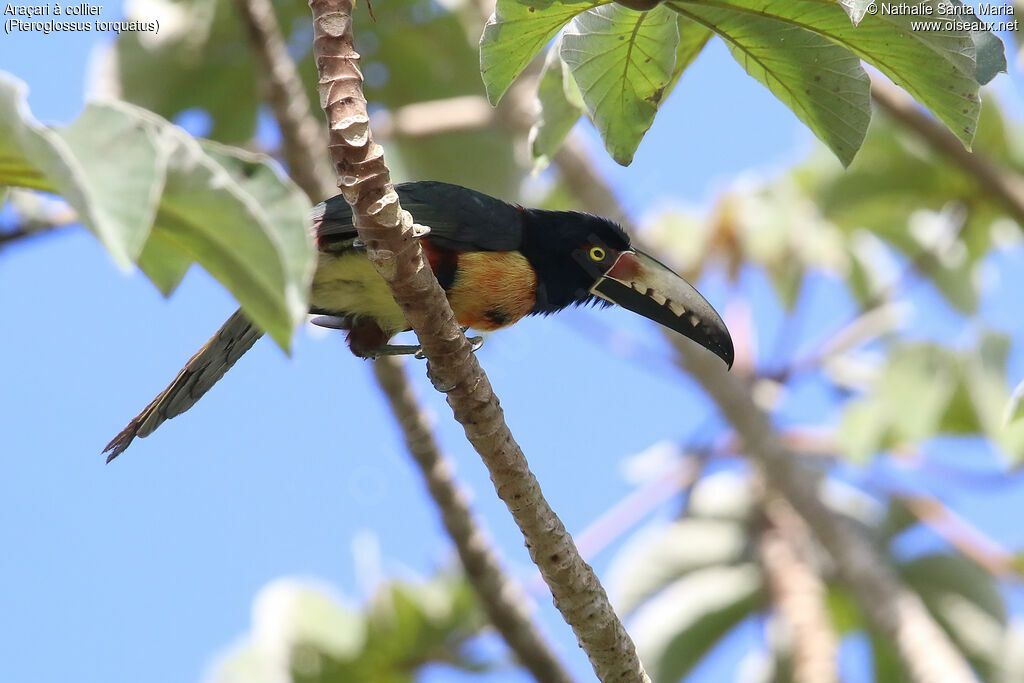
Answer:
[
  {"left": 311, "top": 315, "right": 352, "bottom": 330},
  {"left": 467, "top": 335, "right": 484, "bottom": 352},
  {"left": 426, "top": 361, "right": 455, "bottom": 392}
]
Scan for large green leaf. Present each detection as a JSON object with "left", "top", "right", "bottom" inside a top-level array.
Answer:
[
  {"left": 529, "top": 35, "right": 584, "bottom": 167},
  {"left": 479, "top": 0, "right": 604, "bottom": 105},
  {"left": 607, "top": 518, "right": 750, "bottom": 615},
  {"left": 530, "top": 15, "right": 711, "bottom": 166},
  {"left": 0, "top": 73, "right": 313, "bottom": 350},
  {"left": 667, "top": 0, "right": 981, "bottom": 148},
  {"left": 669, "top": 0, "right": 870, "bottom": 166},
  {"left": 665, "top": 16, "right": 714, "bottom": 93},
  {"left": 0, "top": 75, "right": 163, "bottom": 266},
  {"left": 838, "top": 345, "right": 960, "bottom": 461},
  {"left": 561, "top": 4, "right": 680, "bottom": 165},
  {"left": 630, "top": 564, "right": 763, "bottom": 681}
]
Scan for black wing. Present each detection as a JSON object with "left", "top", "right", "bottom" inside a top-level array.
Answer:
[{"left": 312, "top": 181, "right": 523, "bottom": 252}]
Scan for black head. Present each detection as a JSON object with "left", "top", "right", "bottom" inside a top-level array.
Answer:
[
  {"left": 520, "top": 209, "right": 631, "bottom": 313},
  {"left": 519, "top": 209, "right": 734, "bottom": 368}
]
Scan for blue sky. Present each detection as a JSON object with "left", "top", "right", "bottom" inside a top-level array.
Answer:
[{"left": 3, "top": 4, "right": 1024, "bottom": 683}]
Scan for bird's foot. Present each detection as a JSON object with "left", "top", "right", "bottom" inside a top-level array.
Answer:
[{"left": 413, "top": 334, "right": 483, "bottom": 359}]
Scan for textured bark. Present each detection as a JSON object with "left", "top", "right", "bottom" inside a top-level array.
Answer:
[
  {"left": 234, "top": 2, "right": 574, "bottom": 679},
  {"left": 307, "top": 1, "right": 648, "bottom": 680},
  {"left": 758, "top": 497, "right": 840, "bottom": 683},
  {"left": 552, "top": 135, "right": 977, "bottom": 683}
]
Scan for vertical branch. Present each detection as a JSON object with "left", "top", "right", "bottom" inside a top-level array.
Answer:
[
  {"left": 372, "top": 357, "right": 572, "bottom": 683},
  {"left": 307, "top": 1, "right": 648, "bottom": 680},
  {"left": 232, "top": 0, "right": 335, "bottom": 199},
  {"left": 232, "top": 0, "right": 572, "bottom": 679},
  {"left": 757, "top": 497, "right": 839, "bottom": 683}
]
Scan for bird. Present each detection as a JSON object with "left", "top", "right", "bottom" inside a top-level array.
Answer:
[{"left": 103, "top": 181, "right": 733, "bottom": 461}]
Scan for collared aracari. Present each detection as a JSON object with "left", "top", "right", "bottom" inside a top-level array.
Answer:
[{"left": 103, "top": 181, "right": 733, "bottom": 461}]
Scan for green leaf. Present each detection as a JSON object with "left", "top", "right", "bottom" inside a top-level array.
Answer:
[
  {"left": 479, "top": 0, "right": 603, "bottom": 105},
  {"left": 950, "top": 0, "right": 1008, "bottom": 84},
  {"left": 529, "top": 36, "right": 584, "bottom": 167},
  {"left": 668, "top": 0, "right": 982, "bottom": 148},
  {"left": 669, "top": 0, "right": 870, "bottom": 167},
  {"left": 0, "top": 74, "right": 162, "bottom": 266},
  {"left": 150, "top": 127, "right": 312, "bottom": 349},
  {"left": 0, "top": 73, "right": 313, "bottom": 351},
  {"left": 630, "top": 564, "right": 762, "bottom": 681},
  {"left": 838, "top": 345, "right": 960, "bottom": 460},
  {"left": 665, "top": 16, "right": 714, "bottom": 93},
  {"left": 963, "top": 333, "right": 1024, "bottom": 462},
  {"left": 607, "top": 518, "right": 750, "bottom": 615},
  {"left": 561, "top": 4, "right": 680, "bottom": 165}
]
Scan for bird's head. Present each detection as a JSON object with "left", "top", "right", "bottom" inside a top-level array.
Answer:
[{"left": 522, "top": 210, "right": 734, "bottom": 369}]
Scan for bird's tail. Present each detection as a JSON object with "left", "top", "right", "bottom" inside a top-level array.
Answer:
[{"left": 103, "top": 308, "right": 264, "bottom": 462}]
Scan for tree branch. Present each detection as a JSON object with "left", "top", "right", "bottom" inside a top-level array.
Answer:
[
  {"left": 553, "top": 135, "right": 977, "bottom": 683},
  {"left": 232, "top": 0, "right": 574, "bottom": 679},
  {"left": 232, "top": 0, "right": 336, "bottom": 200},
  {"left": 372, "top": 357, "right": 572, "bottom": 683},
  {"left": 871, "top": 78, "right": 1024, "bottom": 226},
  {"left": 307, "top": 1, "right": 648, "bottom": 680},
  {"left": 758, "top": 497, "right": 840, "bottom": 683}
]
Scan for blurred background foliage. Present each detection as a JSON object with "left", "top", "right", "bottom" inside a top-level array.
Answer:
[{"left": 4, "top": 0, "right": 1024, "bottom": 680}]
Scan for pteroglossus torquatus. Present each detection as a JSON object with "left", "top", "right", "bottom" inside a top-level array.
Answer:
[{"left": 103, "top": 181, "right": 733, "bottom": 461}]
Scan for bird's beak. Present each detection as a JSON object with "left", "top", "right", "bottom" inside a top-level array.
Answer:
[{"left": 590, "top": 250, "right": 734, "bottom": 369}]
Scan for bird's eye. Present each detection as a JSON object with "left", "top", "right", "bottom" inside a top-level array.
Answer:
[{"left": 589, "top": 246, "right": 606, "bottom": 262}]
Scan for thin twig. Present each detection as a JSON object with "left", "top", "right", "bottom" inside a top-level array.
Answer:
[
  {"left": 307, "top": 1, "right": 648, "bottom": 680},
  {"left": 232, "top": 0, "right": 574, "bottom": 679},
  {"left": 897, "top": 494, "right": 1019, "bottom": 580}
]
